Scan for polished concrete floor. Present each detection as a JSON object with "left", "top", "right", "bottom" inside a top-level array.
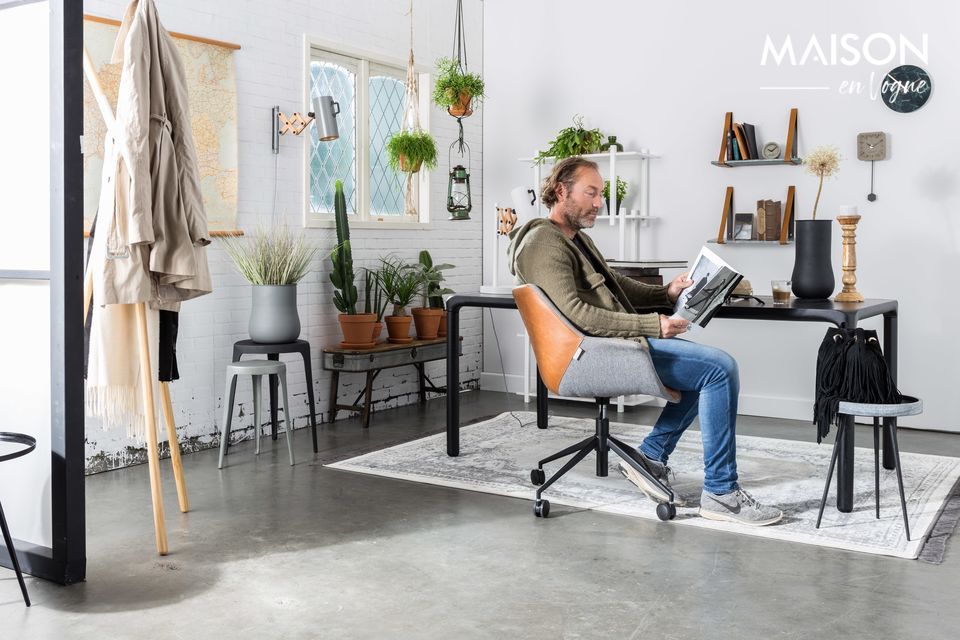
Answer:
[{"left": 3, "top": 390, "right": 960, "bottom": 639}]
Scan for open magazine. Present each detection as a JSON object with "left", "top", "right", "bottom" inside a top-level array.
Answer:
[{"left": 671, "top": 246, "right": 743, "bottom": 331}]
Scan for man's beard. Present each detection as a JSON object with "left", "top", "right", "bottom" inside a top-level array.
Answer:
[{"left": 560, "top": 202, "right": 598, "bottom": 231}]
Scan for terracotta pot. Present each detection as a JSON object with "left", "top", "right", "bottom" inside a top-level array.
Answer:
[
  {"left": 446, "top": 90, "right": 474, "bottom": 117},
  {"left": 437, "top": 310, "right": 447, "bottom": 337},
  {"left": 337, "top": 313, "right": 377, "bottom": 348},
  {"left": 412, "top": 307, "right": 443, "bottom": 340},
  {"left": 372, "top": 321, "right": 383, "bottom": 342},
  {"left": 399, "top": 154, "right": 422, "bottom": 173},
  {"left": 385, "top": 315, "right": 413, "bottom": 343}
]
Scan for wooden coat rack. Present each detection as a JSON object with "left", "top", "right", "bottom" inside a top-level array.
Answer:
[{"left": 83, "top": 46, "right": 188, "bottom": 556}]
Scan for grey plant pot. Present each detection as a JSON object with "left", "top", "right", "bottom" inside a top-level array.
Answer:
[{"left": 249, "top": 284, "right": 301, "bottom": 343}]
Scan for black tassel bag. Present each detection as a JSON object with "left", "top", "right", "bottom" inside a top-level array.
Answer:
[{"left": 813, "top": 327, "right": 902, "bottom": 443}]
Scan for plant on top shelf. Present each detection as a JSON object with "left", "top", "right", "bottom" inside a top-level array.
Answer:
[
  {"left": 411, "top": 249, "right": 454, "bottom": 340},
  {"left": 378, "top": 255, "right": 424, "bottom": 344},
  {"left": 432, "top": 56, "right": 485, "bottom": 117},
  {"left": 602, "top": 177, "right": 628, "bottom": 215},
  {"left": 803, "top": 145, "right": 841, "bottom": 220},
  {"left": 386, "top": 129, "right": 438, "bottom": 174},
  {"left": 221, "top": 224, "right": 317, "bottom": 343},
  {"left": 534, "top": 114, "right": 604, "bottom": 165},
  {"left": 330, "top": 179, "right": 376, "bottom": 346}
]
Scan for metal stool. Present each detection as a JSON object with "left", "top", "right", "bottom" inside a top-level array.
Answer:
[
  {"left": 220, "top": 360, "right": 294, "bottom": 468},
  {"left": 0, "top": 432, "right": 37, "bottom": 606},
  {"left": 816, "top": 395, "right": 922, "bottom": 540}
]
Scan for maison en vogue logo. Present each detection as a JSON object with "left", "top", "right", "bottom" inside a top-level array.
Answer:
[{"left": 759, "top": 33, "right": 932, "bottom": 110}]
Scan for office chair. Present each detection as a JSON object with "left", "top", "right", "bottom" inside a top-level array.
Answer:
[{"left": 512, "top": 284, "right": 681, "bottom": 520}]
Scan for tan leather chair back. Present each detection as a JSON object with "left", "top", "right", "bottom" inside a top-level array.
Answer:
[{"left": 512, "top": 285, "right": 582, "bottom": 394}]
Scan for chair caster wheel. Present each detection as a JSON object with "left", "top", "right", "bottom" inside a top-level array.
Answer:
[
  {"left": 530, "top": 468, "right": 545, "bottom": 486},
  {"left": 656, "top": 502, "right": 676, "bottom": 521},
  {"left": 534, "top": 499, "right": 550, "bottom": 518}
]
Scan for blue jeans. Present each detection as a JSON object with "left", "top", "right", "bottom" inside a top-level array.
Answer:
[{"left": 638, "top": 338, "right": 739, "bottom": 495}]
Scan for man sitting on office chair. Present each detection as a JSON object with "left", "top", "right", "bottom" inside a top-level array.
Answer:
[{"left": 507, "top": 156, "right": 782, "bottom": 526}]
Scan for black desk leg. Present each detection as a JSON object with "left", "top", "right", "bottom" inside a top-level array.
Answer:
[
  {"left": 882, "top": 312, "right": 897, "bottom": 470},
  {"left": 446, "top": 308, "right": 460, "bottom": 456},
  {"left": 836, "top": 414, "right": 855, "bottom": 513},
  {"left": 299, "top": 347, "right": 318, "bottom": 453},
  {"left": 268, "top": 353, "right": 279, "bottom": 440},
  {"left": 536, "top": 369, "right": 548, "bottom": 429}
]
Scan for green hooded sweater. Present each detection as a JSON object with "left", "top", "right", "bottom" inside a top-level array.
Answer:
[{"left": 507, "top": 218, "right": 670, "bottom": 345}]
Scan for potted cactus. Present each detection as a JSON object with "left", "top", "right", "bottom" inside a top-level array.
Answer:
[
  {"left": 363, "top": 268, "right": 389, "bottom": 342},
  {"left": 330, "top": 180, "right": 376, "bottom": 346}
]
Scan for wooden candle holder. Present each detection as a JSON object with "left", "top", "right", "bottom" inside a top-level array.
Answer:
[{"left": 835, "top": 214, "right": 864, "bottom": 303}]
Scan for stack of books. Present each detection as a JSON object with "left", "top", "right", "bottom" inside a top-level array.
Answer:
[{"left": 726, "top": 122, "right": 759, "bottom": 161}]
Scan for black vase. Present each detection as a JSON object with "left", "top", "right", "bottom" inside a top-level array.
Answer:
[{"left": 791, "top": 220, "right": 835, "bottom": 299}]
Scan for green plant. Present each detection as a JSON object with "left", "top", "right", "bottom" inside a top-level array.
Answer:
[
  {"left": 431, "top": 57, "right": 485, "bottom": 109},
  {"left": 803, "top": 145, "right": 841, "bottom": 220},
  {"left": 378, "top": 255, "right": 423, "bottom": 316},
  {"left": 363, "top": 268, "right": 388, "bottom": 322},
  {"left": 386, "top": 130, "right": 438, "bottom": 172},
  {"left": 417, "top": 250, "right": 454, "bottom": 308},
  {"left": 534, "top": 115, "right": 604, "bottom": 165},
  {"left": 221, "top": 225, "right": 317, "bottom": 285},
  {"left": 329, "top": 180, "right": 358, "bottom": 314},
  {"left": 602, "top": 177, "right": 628, "bottom": 203}
]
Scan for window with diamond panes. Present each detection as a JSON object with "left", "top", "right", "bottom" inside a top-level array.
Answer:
[
  {"left": 368, "top": 64, "right": 405, "bottom": 217},
  {"left": 309, "top": 52, "right": 357, "bottom": 215}
]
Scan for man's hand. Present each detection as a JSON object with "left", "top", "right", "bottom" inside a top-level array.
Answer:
[
  {"left": 666, "top": 272, "right": 694, "bottom": 304},
  {"left": 659, "top": 314, "right": 689, "bottom": 338}
]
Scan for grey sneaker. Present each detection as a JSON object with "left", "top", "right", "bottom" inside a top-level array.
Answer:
[
  {"left": 617, "top": 453, "right": 687, "bottom": 507},
  {"left": 699, "top": 488, "right": 783, "bottom": 526}
]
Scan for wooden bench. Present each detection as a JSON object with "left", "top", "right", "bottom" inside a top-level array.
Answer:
[{"left": 323, "top": 336, "right": 462, "bottom": 428}]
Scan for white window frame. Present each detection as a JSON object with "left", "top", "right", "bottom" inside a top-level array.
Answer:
[{"left": 303, "top": 36, "right": 432, "bottom": 230}]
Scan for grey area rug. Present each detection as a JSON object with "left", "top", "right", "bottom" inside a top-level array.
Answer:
[{"left": 328, "top": 412, "right": 960, "bottom": 560}]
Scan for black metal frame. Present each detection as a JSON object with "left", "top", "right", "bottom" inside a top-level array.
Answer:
[{"left": 0, "top": 0, "right": 86, "bottom": 585}]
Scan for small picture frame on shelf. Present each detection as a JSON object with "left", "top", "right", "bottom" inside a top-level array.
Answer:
[{"left": 733, "top": 213, "right": 754, "bottom": 240}]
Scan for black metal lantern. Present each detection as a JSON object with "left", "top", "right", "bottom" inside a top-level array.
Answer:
[{"left": 447, "top": 141, "right": 471, "bottom": 220}]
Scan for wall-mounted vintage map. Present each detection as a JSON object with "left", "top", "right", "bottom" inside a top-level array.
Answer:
[{"left": 82, "top": 15, "right": 239, "bottom": 233}]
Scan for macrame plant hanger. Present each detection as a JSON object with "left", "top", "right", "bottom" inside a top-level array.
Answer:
[
  {"left": 400, "top": 0, "right": 423, "bottom": 216},
  {"left": 446, "top": 0, "right": 472, "bottom": 220}
]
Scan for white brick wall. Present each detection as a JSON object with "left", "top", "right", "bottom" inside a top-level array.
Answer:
[{"left": 83, "top": 0, "right": 484, "bottom": 471}]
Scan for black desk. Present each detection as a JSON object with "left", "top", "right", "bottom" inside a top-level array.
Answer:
[{"left": 445, "top": 292, "right": 899, "bottom": 513}]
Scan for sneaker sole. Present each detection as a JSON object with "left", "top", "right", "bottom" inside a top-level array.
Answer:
[
  {"left": 618, "top": 463, "right": 685, "bottom": 506},
  {"left": 698, "top": 508, "right": 783, "bottom": 527}
]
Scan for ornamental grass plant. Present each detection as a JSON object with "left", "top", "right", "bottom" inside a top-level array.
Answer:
[{"left": 221, "top": 225, "right": 317, "bottom": 285}]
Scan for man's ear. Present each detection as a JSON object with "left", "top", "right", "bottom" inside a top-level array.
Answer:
[{"left": 555, "top": 181, "right": 567, "bottom": 202}]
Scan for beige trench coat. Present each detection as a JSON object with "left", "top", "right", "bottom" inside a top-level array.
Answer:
[{"left": 96, "top": 0, "right": 212, "bottom": 310}]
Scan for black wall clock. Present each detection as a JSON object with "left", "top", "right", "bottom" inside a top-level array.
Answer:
[{"left": 880, "top": 65, "right": 932, "bottom": 113}]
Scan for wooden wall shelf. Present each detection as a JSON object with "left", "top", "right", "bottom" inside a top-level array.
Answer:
[
  {"left": 715, "top": 185, "right": 796, "bottom": 245},
  {"left": 711, "top": 158, "right": 802, "bottom": 168},
  {"left": 715, "top": 108, "right": 798, "bottom": 165}
]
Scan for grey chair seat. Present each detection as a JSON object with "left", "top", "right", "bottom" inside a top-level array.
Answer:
[
  {"left": 225, "top": 360, "right": 287, "bottom": 376},
  {"left": 838, "top": 395, "right": 922, "bottom": 418},
  {"left": 220, "top": 359, "right": 293, "bottom": 468}
]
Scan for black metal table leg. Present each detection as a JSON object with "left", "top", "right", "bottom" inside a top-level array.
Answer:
[
  {"left": 416, "top": 363, "right": 427, "bottom": 404},
  {"left": 298, "top": 345, "right": 318, "bottom": 453},
  {"left": 882, "top": 312, "right": 897, "bottom": 470},
  {"left": 0, "top": 500, "right": 29, "bottom": 606},
  {"left": 362, "top": 371, "right": 375, "bottom": 428},
  {"left": 446, "top": 307, "right": 460, "bottom": 456},
  {"left": 536, "top": 369, "right": 548, "bottom": 429},
  {"left": 836, "top": 414, "right": 855, "bottom": 512},
  {"left": 268, "top": 353, "right": 279, "bottom": 440}
]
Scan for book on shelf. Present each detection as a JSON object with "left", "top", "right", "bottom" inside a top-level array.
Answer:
[
  {"left": 732, "top": 122, "right": 751, "bottom": 160},
  {"left": 671, "top": 246, "right": 743, "bottom": 330},
  {"left": 756, "top": 199, "right": 782, "bottom": 241},
  {"left": 732, "top": 136, "right": 742, "bottom": 161},
  {"left": 741, "top": 122, "right": 760, "bottom": 160}
]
